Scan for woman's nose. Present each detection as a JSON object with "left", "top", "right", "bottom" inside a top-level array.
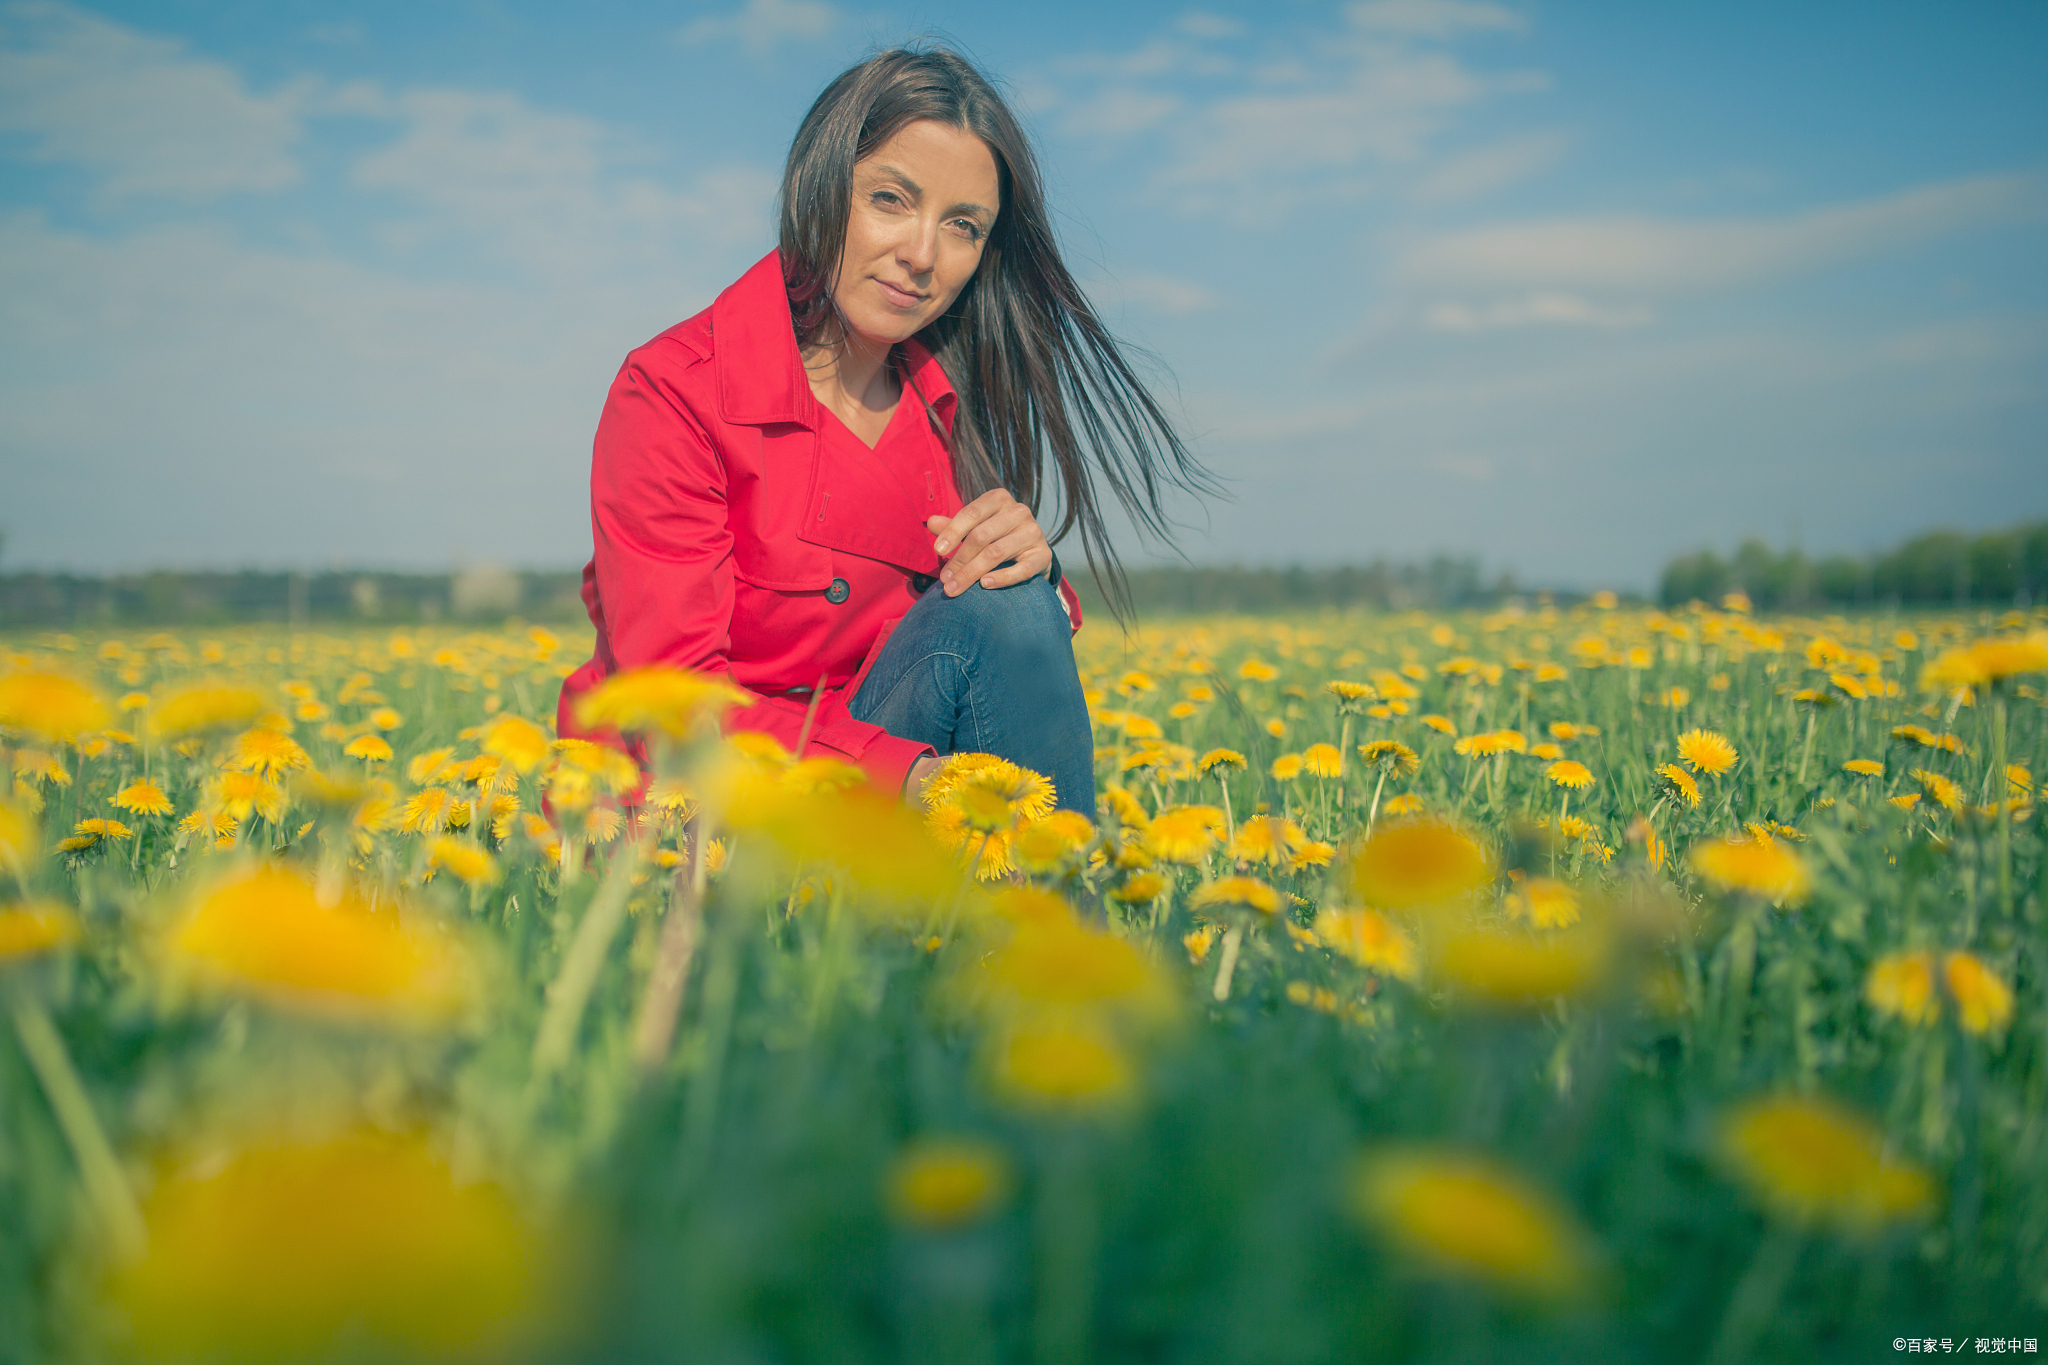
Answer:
[{"left": 897, "top": 217, "right": 939, "bottom": 276}]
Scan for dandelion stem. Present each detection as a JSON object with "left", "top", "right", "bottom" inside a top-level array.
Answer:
[
  {"left": 529, "top": 834, "right": 646, "bottom": 1092},
  {"left": 1366, "top": 769, "right": 1386, "bottom": 838},
  {"left": 11, "top": 999, "right": 145, "bottom": 1257},
  {"left": 1211, "top": 926, "right": 1243, "bottom": 1002},
  {"left": 631, "top": 828, "right": 707, "bottom": 1076},
  {"left": 1703, "top": 1227, "right": 1801, "bottom": 1365}
]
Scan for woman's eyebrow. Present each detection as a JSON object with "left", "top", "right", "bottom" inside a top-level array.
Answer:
[{"left": 865, "top": 164, "right": 992, "bottom": 218}]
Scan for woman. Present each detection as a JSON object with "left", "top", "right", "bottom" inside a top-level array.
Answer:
[{"left": 558, "top": 47, "right": 1211, "bottom": 812}]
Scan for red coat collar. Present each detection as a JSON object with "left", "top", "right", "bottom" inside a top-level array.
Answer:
[{"left": 712, "top": 250, "right": 959, "bottom": 434}]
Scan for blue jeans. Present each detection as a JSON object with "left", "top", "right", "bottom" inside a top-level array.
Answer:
[{"left": 849, "top": 576, "right": 1096, "bottom": 813}]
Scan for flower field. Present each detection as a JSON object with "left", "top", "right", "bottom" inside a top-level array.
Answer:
[{"left": 1, "top": 601, "right": 2044, "bottom": 1362}]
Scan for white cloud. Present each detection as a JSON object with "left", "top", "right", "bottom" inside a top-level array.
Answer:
[
  {"left": 1344, "top": 0, "right": 1527, "bottom": 38},
  {"left": 1410, "top": 128, "right": 1567, "bottom": 203},
  {"left": 674, "top": 0, "right": 838, "bottom": 56},
  {"left": 1085, "top": 272, "right": 1219, "bottom": 316},
  {"left": 1062, "top": 87, "right": 1183, "bottom": 137},
  {"left": 1424, "top": 292, "right": 1652, "bottom": 331},
  {"left": 1176, "top": 11, "right": 1246, "bottom": 39},
  {"left": 1400, "top": 172, "right": 2048, "bottom": 297},
  {"left": 0, "top": 0, "right": 305, "bottom": 199}
]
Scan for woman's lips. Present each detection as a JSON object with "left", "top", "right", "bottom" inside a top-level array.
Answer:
[{"left": 876, "top": 278, "right": 924, "bottom": 308}]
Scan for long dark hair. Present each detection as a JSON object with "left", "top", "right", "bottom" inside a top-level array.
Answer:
[{"left": 779, "top": 46, "right": 1217, "bottom": 620}]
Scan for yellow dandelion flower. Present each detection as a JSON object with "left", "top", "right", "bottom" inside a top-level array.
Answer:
[
  {"left": 1011, "top": 810, "right": 1096, "bottom": 873},
  {"left": 150, "top": 685, "right": 266, "bottom": 740},
  {"left": 1841, "top": 759, "right": 1884, "bottom": 777},
  {"left": 1920, "top": 633, "right": 2048, "bottom": 691},
  {"left": 990, "top": 1020, "right": 1133, "bottom": 1112},
  {"left": 1121, "top": 713, "right": 1164, "bottom": 741},
  {"left": 1350, "top": 1150, "right": 1594, "bottom": 1300},
  {"left": 1301, "top": 742, "right": 1343, "bottom": 777},
  {"left": 1167, "top": 701, "right": 1197, "bottom": 720},
  {"left": 480, "top": 715, "right": 550, "bottom": 774},
  {"left": 1314, "top": 908, "right": 1418, "bottom": 980},
  {"left": 370, "top": 707, "right": 403, "bottom": 731},
  {"left": 1911, "top": 769, "right": 1962, "bottom": 811},
  {"left": 1716, "top": 1092, "right": 1933, "bottom": 1233},
  {"left": 0, "top": 800, "right": 40, "bottom": 875},
  {"left": 1238, "top": 659, "right": 1278, "bottom": 681},
  {"left": 1326, "top": 680, "right": 1375, "bottom": 702},
  {"left": 1112, "top": 871, "right": 1167, "bottom": 903},
  {"left": 226, "top": 727, "right": 310, "bottom": 779},
  {"left": 0, "top": 900, "right": 79, "bottom": 960},
  {"left": 1545, "top": 760, "right": 1594, "bottom": 790},
  {"left": 1357, "top": 739, "right": 1421, "bottom": 777},
  {"left": 1198, "top": 748, "right": 1247, "bottom": 774},
  {"left": 0, "top": 670, "right": 110, "bottom": 742},
  {"left": 1146, "top": 805, "right": 1224, "bottom": 864},
  {"left": 1504, "top": 877, "right": 1580, "bottom": 929},
  {"left": 114, "top": 779, "right": 174, "bottom": 817},
  {"left": 1348, "top": 818, "right": 1488, "bottom": 912},
  {"left": 1889, "top": 793, "right": 1921, "bottom": 811},
  {"left": 1183, "top": 923, "right": 1219, "bottom": 964},
  {"left": 1661, "top": 686, "right": 1691, "bottom": 708},
  {"left": 886, "top": 1139, "right": 1010, "bottom": 1231},
  {"left": 401, "top": 786, "right": 456, "bottom": 835},
  {"left": 118, "top": 692, "right": 150, "bottom": 713},
  {"left": 1432, "top": 924, "right": 1608, "bottom": 1006},
  {"left": 1890, "top": 724, "right": 1962, "bottom": 755},
  {"left": 1655, "top": 764, "right": 1700, "bottom": 808},
  {"left": 113, "top": 1132, "right": 545, "bottom": 1361},
  {"left": 1229, "top": 815, "right": 1307, "bottom": 868},
  {"left": 57, "top": 818, "right": 133, "bottom": 853},
  {"left": 164, "top": 865, "right": 469, "bottom": 1024},
  {"left": 1942, "top": 951, "right": 2013, "bottom": 1034},
  {"left": 344, "top": 734, "right": 393, "bottom": 764},
  {"left": 1689, "top": 834, "right": 1810, "bottom": 905},
  {"left": 1865, "top": 950, "right": 1936, "bottom": 1026},
  {"left": 1264, "top": 718, "right": 1286, "bottom": 739},
  {"left": 1101, "top": 785, "right": 1149, "bottom": 828},
  {"left": 1267, "top": 753, "right": 1302, "bottom": 783},
  {"left": 427, "top": 837, "right": 500, "bottom": 887},
  {"left": 1190, "top": 876, "right": 1282, "bottom": 916},
  {"left": 1421, "top": 715, "right": 1456, "bottom": 736},
  {"left": 1676, "top": 729, "right": 1737, "bottom": 776}
]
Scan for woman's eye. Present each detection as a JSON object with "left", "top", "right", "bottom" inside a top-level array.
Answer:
[
  {"left": 870, "top": 190, "right": 903, "bottom": 208},
  {"left": 950, "top": 219, "right": 983, "bottom": 241}
]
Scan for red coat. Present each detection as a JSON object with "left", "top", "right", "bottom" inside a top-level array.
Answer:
[{"left": 559, "top": 250, "right": 1082, "bottom": 792}]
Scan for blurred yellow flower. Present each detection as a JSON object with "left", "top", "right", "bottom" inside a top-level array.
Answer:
[
  {"left": 164, "top": 865, "right": 469, "bottom": 1025},
  {"left": 1865, "top": 950, "right": 1936, "bottom": 1026},
  {"left": 1301, "top": 742, "right": 1343, "bottom": 777},
  {"left": 1504, "top": 876, "right": 1579, "bottom": 929},
  {"left": 150, "top": 686, "right": 266, "bottom": 740},
  {"left": 112, "top": 1131, "right": 546, "bottom": 1360},
  {"left": 1920, "top": 634, "right": 2048, "bottom": 691},
  {"left": 58, "top": 818, "right": 133, "bottom": 853},
  {"left": 370, "top": 707, "right": 403, "bottom": 731},
  {"left": 1350, "top": 1149, "right": 1594, "bottom": 1300},
  {"left": 0, "top": 800, "right": 40, "bottom": 875},
  {"left": 427, "top": 837, "right": 499, "bottom": 888},
  {"left": 1431, "top": 924, "right": 1608, "bottom": 1006},
  {"left": 1269, "top": 753, "right": 1303, "bottom": 782},
  {"left": 1716, "top": 1092, "right": 1933, "bottom": 1233},
  {"left": 1421, "top": 715, "right": 1455, "bottom": 736},
  {"left": 1676, "top": 729, "right": 1737, "bottom": 776},
  {"left": 0, "top": 670, "right": 110, "bottom": 742},
  {"left": 1313, "top": 908, "right": 1417, "bottom": 980},
  {"left": 481, "top": 714, "right": 551, "bottom": 774},
  {"left": 1350, "top": 820, "right": 1490, "bottom": 911},
  {"left": 344, "top": 734, "right": 394, "bottom": 763},
  {"left": 1145, "top": 805, "right": 1223, "bottom": 864},
  {"left": 1238, "top": 659, "right": 1278, "bottom": 681},
  {"left": 1358, "top": 740, "right": 1420, "bottom": 776},
  {"left": 0, "top": 900, "right": 78, "bottom": 961},
  {"left": 1190, "top": 876, "right": 1282, "bottom": 917},
  {"left": 1229, "top": 815, "right": 1307, "bottom": 868},
  {"left": 1911, "top": 769, "right": 1962, "bottom": 812},
  {"left": 991, "top": 1020, "right": 1133, "bottom": 1112},
  {"left": 1689, "top": 834, "right": 1810, "bottom": 905},
  {"left": 227, "top": 727, "right": 310, "bottom": 779},
  {"left": 1841, "top": 759, "right": 1884, "bottom": 777},
  {"left": 886, "top": 1139, "right": 1010, "bottom": 1231},
  {"left": 1197, "top": 748, "right": 1247, "bottom": 774},
  {"left": 1943, "top": 951, "right": 2013, "bottom": 1034}
]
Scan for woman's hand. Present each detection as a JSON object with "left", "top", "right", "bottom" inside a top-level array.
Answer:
[
  {"left": 905, "top": 752, "right": 945, "bottom": 801},
  {"left": 927, "top": 489, "right": 1051, "bottom": 595}
]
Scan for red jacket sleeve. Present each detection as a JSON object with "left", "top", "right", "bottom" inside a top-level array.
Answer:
[{"left": 581, "top": 350, "right": 932, "bottom": 791}]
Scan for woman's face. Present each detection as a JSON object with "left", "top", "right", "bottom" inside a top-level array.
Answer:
[{"left": 831, "top": 118, "right": 1000, "bottom": 348}]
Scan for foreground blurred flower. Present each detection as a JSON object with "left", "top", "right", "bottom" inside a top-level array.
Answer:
[
  {"left": 573, "top": 665, "right": 746, "bottom": 741},
  {"left": 1942, "top": 951, "right": 2013, "bottom": 1034},
  {"left": 480, "top": 714, "right": 551, "bottom": 774},
  {"left": 1143, "top": 805, "right": 1223, "bottom": 864},
  {"left": 110, "top": 1131, "right": 550, "bottom": 1361},
  {"left": 1349, "top": 820, "right": 1490, "bottom": 912},
  {"left": 1503, "top": 876, "right": 1579, "bottom": 929},
  {"left": 1676, "top": 729, "right": 1738, "bottom": 777},
  {"left": 0, "top": 670, "right": 110, "bottom": 742},
  {"left": 164, "top": 865, "right": 469, "bottom": 1025},
  {"left": 150, "top": 686, "right": 267, "bottom": 740},
  {"left": 1429, "top": 924, "right": 1609, "bottom": 1008},
  {"left": 1717, "top": 1092, "right": 1934, "bottom": 1234},
  {"left": 0, "top": 900, "right": 79, "bottom": 961},
  {"left": 426, "top": 837, "right": 500, "bottom": 888},
  {"left": 1349, "top": 1149, "right": 1595, "bottom": 1301},
  {"left": 1313, "top": 908, "right": 1417, "bottom": 981},
  {"left": 1011, "top": 810, "right": 1096, "bottom": 874},
  {"left": 886, "top": 1139, "right": 1011, "bottom": 1231},
  {"left": 1689, "top": 834, "right": 1810, "bottom": 905},
  {"left": 990, "top": 1020, "right": 1133, "bottom": 1114},
  {"left": 969, "top": 911, "right": 1174, "bottom": 1025}
]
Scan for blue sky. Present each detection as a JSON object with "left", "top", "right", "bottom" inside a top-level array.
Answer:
[{"left": 2, "top": 0, "right": 2044, "bottom": 589}]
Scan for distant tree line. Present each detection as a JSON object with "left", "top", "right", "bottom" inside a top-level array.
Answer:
[
  {"left": 2, "top": 557, "right": 1521, "bottom": 628},
  {"left": 1073, "top": 556, "right": 1517, "bottom": 618},
  {"left": 0, "top": 567, "right": 587, "bottom": 629},
  {"left": 1659, "top": 521, "right": 2048, "bottom": 610}
]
